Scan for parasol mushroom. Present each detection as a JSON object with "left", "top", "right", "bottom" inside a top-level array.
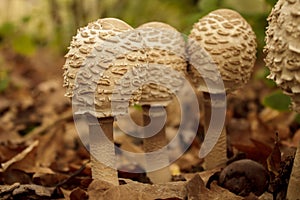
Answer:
[
  {"left": 264, "top": 0, "right": 300, "bottom": 198},
  {"left": 135, "top": 22, "right": 188, "bottom": 183},
  {"left": 63, "top": 18, "right": 146, "bottom": 185},
  {"left": 187, "top": 9, "right": 257, "bottom": 169}
]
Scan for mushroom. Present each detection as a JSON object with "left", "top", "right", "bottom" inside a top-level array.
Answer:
[
  {"left": 264, "top": 0, "right": 300, "bottom": 112},
  {"left": 264, "top": 0, "right": 300, "bottom": 198},
  {"left": 187, "top": 9, "right": 257, "bottom": 169},
  {"left": 63, "top": 18, "right": 145, "bottom": 185},
  {"left": 135, "top": 22, "right": 188, "bottom": 183}
]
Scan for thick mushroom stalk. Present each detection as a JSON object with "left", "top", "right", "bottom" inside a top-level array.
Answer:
[
  {"left": 264, "top": 0, "right": 300, "bottom": 199},
  {"left": 63, "top": 18, "right": 145, "bottom": 185},
  {"left": 136, "top": 22, "right": 188, "bottom": 183},
  {"left": 187, "top": 9, "right": 257, "bottom": 169}
]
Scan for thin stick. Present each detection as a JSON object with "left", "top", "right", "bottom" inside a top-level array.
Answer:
[
  {"left": 87, "top": 114, "right": 119, "bottom": 185},
  {"left": 202, "top": 92, "right": 227, "bottom": 169},
  {"left": 142, "top": 105, "right": 171, "bottom": 183},
  {"left": 25, "top": 110, "right": 73, "bottom": 140}
]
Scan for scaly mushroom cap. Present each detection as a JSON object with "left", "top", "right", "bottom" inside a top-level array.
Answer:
[
  {"left": 136, "top": 22, "right": 187, "bottom": 106},
  {"left": 264, "top": 0, "right": 300, "bottom": 112},
  {"left": 63, "top": 18, "right": 147, "bottom": 118},
  {"left": 187, "top": 9, "right": 257, "bottom": 94},
  {"left": 63, "top": 18, "right": 133, "bottom": 97}
]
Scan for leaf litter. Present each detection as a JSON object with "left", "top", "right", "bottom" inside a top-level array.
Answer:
[{"left": 0, "top": 49, "right": 299, "bottom": 199}]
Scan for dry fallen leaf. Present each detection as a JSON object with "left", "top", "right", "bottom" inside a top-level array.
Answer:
[
  {"left": 1, "top": 140, "right": 39, "bottom": 172},
  {"left": 185, "top": 174, "right": 243, "bottom": 200},
  {"left": 88, "top": 179, "right": 187, "bottom": 200},
  {"left": 12, "top": 184, "right": 55, "bottom": 199}
]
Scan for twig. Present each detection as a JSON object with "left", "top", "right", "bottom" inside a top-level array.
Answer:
[
  {"left": 0, "top": 140, "right": 39, "bottom": 172},
  {"left": 25, "top": 110, "right": 73, "bottom": 140}
]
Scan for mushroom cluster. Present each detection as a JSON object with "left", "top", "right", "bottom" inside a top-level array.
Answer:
[
  {"left": 264, "top": 0, "right": 300, "bottom": 199},
  {"left": 187, "top": 9, "right": 257, "bottom": 169},
  {"left": 63, "top": 8, "right": 258, "bottom": 185},
  {"left": 63, "top": 18, "right": 187, "bottom": 184}
]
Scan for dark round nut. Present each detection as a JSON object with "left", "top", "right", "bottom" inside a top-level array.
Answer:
[{"left": 218, "top": 159, "right": 269, "bottom": 197}]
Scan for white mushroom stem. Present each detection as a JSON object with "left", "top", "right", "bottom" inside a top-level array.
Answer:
[
  {"left": 202, "top": 92, "right": 227, "bottom": 169},
  {"left": 142, "top": 105, "right": 171, "bottom": 183},
  {"left": 86, "top": 114, "right": 119, "bottom": 185},
  {"left": 287, "top": 141, "right": 300, "bottom": 200}
]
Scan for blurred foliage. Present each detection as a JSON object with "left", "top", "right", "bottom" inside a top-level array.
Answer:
[
  {"left": 0, "top": 69, "right": 9, "bottom": 93},
  {"left": 0, "top": 0, "right": 284, "bottom": 102},
  {"left": 294, "top": 114, "right": 300, "bottom": 124},
  {"left": 0, "top": 19, "right": 38, "bottom": 56},
  {"left": 0, "top": 0, "right": 276, "bottom": 55},
  {"left": 254, "top": 67, "right": 277, "bottom": 88},
  {"left": 262, "top": 90, "right": 291, "bottom": 112}
]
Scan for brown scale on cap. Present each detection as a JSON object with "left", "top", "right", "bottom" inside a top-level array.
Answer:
[
  {"left": 188, "top": 9, "right": 257, "bottom": 94},
  {"left": 264, "top": 0, "right": 300, "bottom": 112}
]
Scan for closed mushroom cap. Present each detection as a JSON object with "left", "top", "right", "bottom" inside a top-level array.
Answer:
[
  {"left": 63, "top": 18, "right": 133, "bottom": 98},
  {"left": 136, "top": 22, "right": 187, "bottom": 106},
  {"left": 264, "top": 0, "right": 300, "bottom": 112},
  {"left": 188, "top": 9, "right": 257, "bottom": 94},
  {"left": 63, "top": 18, "right": 147, "bottom": 118}
]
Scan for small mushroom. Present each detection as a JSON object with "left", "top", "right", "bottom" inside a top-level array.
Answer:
[
  {"left": 63, "top": 18, "right": 143, "bottom": 185},
  {"left": 187, "top": 9, "right": 257, "bottom": 169},
  {"left": 136, "top": 22, "right": 188, "bottom": 183},
  {"left": 264, "top": 0, "right": 300, "bottom": 199}
]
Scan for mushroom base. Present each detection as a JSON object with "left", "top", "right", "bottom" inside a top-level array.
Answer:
[
  {"left": 142, "top": 105, "right": 172, "bottom": 183},
  {"left": 202, "top": 92, "right": 228, "bottom": 169},
  {"left": 86, "top": 114, "right": 119, "bottom": 185}
]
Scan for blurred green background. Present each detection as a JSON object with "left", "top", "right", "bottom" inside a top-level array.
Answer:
[
  {"left": 0, "top": 0, "right": 277, "bottom": 55},
  {"left": 1, "top": 0, "right": 284, "bottom": 109}
]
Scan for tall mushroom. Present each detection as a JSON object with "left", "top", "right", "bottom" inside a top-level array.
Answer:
[
  {"left": 63, "top": 18, "right": 146, "bottom": 185},
  {"left": 136, "top": 22, "right": 188, "bottom": 183},
  {"left": 264, "top": 0, "right": 300, "bottom": 198},
  {"left": 187, "top": 9, "right": 257, "bottom": 169}
]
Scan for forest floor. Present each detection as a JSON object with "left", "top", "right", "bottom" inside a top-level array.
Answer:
[{"left": 0, "top": 48, "right": 298, "bottom": 200}]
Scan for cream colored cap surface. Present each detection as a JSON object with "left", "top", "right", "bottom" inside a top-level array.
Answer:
[
  {"left": 188, "top": 9, "right": 257, "bottom": 94},
  {"left": 63, "top": 18, "right": 147, "bottom": 118},
  {"left": 264, "top": 0, "right": 300, "bottom": 112},
  {"left": 136, "top": 22, "right": 187, "bottom": 106},
  {"left": 63, "top": 18, "right": 133, "bottom": 98}
]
